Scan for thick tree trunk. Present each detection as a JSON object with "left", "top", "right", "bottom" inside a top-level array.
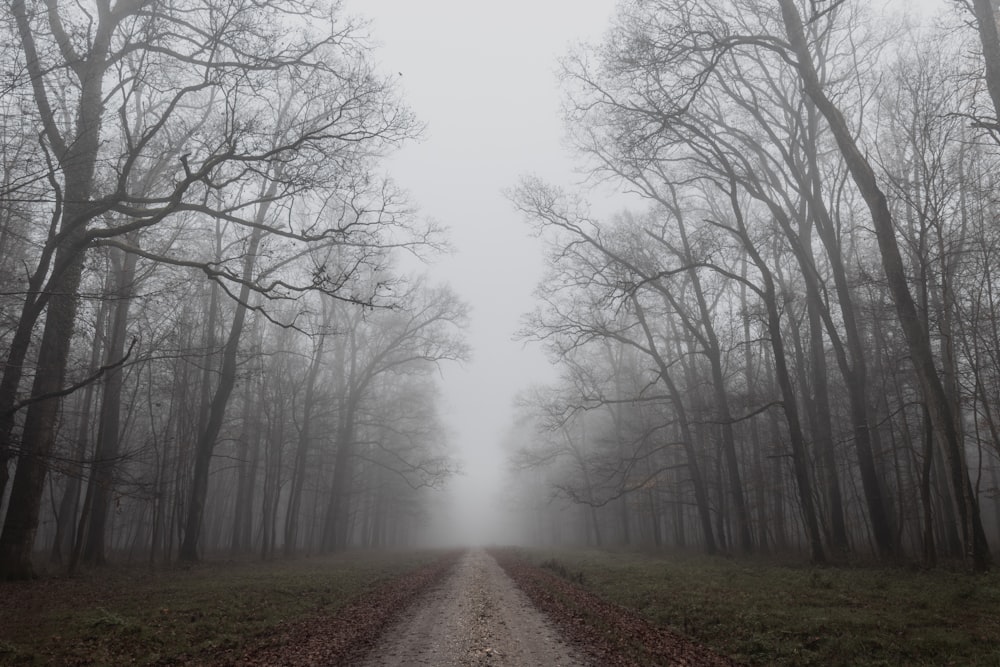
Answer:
[
  {"left": 0, "top": 242, "right": 88, "bottom": 579},
  {"left": 971, "top": 0, "right": 1000, "bottom": 124},
  {"left": 0, "top": 0, "right": 111, "bottom": 579}
]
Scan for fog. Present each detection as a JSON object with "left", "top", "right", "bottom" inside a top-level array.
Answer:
[
  {"left": 341, "top": 0, "right": 621, "bottom": 547},
  {"left": 1, "top": 0, "right": 996, "bottom": 585},
  {"left": 7, "top": 1, "right": 1000, "bottom": 664}
]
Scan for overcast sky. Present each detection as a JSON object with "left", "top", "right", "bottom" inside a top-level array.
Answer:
[{"left": 341, "top": 1, "right": 621, "bottom": 543}]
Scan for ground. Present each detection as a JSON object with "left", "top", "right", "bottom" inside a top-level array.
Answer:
[
  {"left": 361, "top": 549, "right": 585, "bottom": 666},
  {"left": 0, "top": 548, "right": 739, "bottom": 665},
  {"left": 235, "top": 547, "right": 738, "bottom": 665}
]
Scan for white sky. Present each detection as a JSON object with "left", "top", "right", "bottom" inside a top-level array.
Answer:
[{"left": 342, "top": 0, "right": 620, "bottom": 544}]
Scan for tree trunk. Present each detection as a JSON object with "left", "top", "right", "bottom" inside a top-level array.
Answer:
[
  {"left": 284, "top": 306, "right": 332, "bottom": 557},
  {"left": 632, "top": 297, "right": 717, "bottom": 554},
  {"left": 322, "top": 397, "right": 358, "bottom": 552},
  {"left": 0, "top": 0, "right": 111, "bottom": 580},
  {"left": 779, "top": 0, "right": 990, "bottom": 571},
  {"left": 178, "top": 225, "right": 264, "bottom": 562},
  {"left": 48, "top": 293, "right": 108, "bottom": 566},
  {"left": 659, "top": 202, "right": 753, "bottom": 553},
  {"left": 727, "top": 188, "right": 825, "bottom": 564},
  {"left": 971, "top": 0, "right": 1000, "bottom": 124},
  {"left": 803, "top": 246, "right": 849, "bottom": 554},
  {"left": 740, "top": 265, "right": 770, "bottom": 555},
  {"left": 230, "top": 371, "right": 259, "bottom": 554},
  {"left": 82, "top": 246, "right": 138, "bottom": 565},
  {"left": 0, "top": 244, "right": 88, "bottom": 579}
]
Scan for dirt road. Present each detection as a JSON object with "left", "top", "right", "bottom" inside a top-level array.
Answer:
[{"left": 361, "top": 549, "right": 589, "bottom": 666}]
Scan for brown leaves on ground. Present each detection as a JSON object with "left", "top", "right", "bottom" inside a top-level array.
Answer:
[
  {"left": 205, "top": 552, "right": 461, "bottom": 666},
  {"left": 490, "top": 549, "right": 742, "bottom": 667}
]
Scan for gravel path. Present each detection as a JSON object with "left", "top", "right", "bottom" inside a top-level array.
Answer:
[{"left": 361, "top": 549, "right": 589, "bottom": 666}]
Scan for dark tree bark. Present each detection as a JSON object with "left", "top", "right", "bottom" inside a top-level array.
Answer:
[
  {"left": 650, "top": 200, "right": 754, "bottom": 554},
  {"left": 721, "top": 180, "right": 826, "bottom": 565},
  {"left": 0, "top": 0, "right": 115, "bottom": 580},
  {"left": 178, "top": 222, "right": 263, "bottom": 562},
  {"left": 284, "top": 303, "right": 333, "bottom": 556},
  {"left": 778, "top": 0, "right": 990, "bottom": 571},
  {"left": 81, "top": 246, "right": 138, "bottom": 565},
  {"left": 969, "top": 0, "right": 1000, "bottom": 127},
  {"left": 631, "top": 297, "right": 718, "bottom": 555}
]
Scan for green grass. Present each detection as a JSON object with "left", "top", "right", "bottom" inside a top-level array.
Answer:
[
  {"left": 521, "top": 548, "right": 1000, "bottom": 666},
  {"left": 0, "top": 549, "right": 445, "bottom": 666}
]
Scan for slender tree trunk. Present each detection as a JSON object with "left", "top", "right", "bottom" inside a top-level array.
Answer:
[
  {"left": 48, "top": 294, "right": 108, "bottom": 566},
  {"left": 920, "top": 406, "right": 938, "bottom": 567},
  {"left": 804, "top": 254, "right": 849, "bottom": 554},
  {"left": 780, "top": 0, "right": 990, "bottom": 571},
  {"left": 284, "top": 307, "right": 331, "bottom": 556},
  {"left": 82, "top": 246, "right": 138, "bottom": 565},
  {"left": 230, "top": 371, "right": 258, "bottom": 554},
  {"left": 659, "top": 202, "right": 753, "bottom": 553},
  {"left": 728, "top": 191, "right": 825, "bottom": 563},
  {"left": 178, "top": 225, "right": 264, "bottom": 562},
  {"left": 322, "top": 398, "right": 358, "bottom": 552},
  {"left": 633, "top": 297, "right": 717, "bottom": 554},
  {"left": 766, "top": 400, "right": 788, "bottom": 552},
  {"left": 740, "top": 266, "right": 770, "bottom": 554},
  {"left": 801, "top": 117, "right": 898, "bottom": 558}
]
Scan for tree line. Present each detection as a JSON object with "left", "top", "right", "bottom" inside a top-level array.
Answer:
[
  {"left": 0, "top": 0, "right": 467, "bottom": 580},
  {"left": 508, "top": 0, "right": 1000, "bottom": 571}
]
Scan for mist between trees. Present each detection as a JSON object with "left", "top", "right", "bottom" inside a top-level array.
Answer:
[
  {"left": 2, "top": 0, "right": 1000, "bottom": 583},
  {"left": 502, "top": 0, "right": 1000, "bottom": 572},
  {"left": 0, "top": 0, "right": 470, "bottom": 580}
]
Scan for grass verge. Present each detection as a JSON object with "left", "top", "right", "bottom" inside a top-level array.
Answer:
[
  {"left": 0, "top": 549, "right": 455, "bottom": 666},
  {"left": 515, "top": 548, "right": 1000, "bottom": 666},
  {"left": 492, "top": 548, "right": 737, "bottom": 666}
]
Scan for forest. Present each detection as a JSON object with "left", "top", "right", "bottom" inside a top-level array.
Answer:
[
  {"left": 505, "top": 0, "right": 1000, "bottom": 573},
  {"left": 0, "top": 0, "right": 999, "bottom": 591},
  {"left": 3, "top": 0, "right": 1000, "bottom": 664},
  {"left": 0, "top": 0, "right": 471, "bottom": 581}
]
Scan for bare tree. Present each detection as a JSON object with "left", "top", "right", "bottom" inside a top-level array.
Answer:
[
  {"left": 320, "top": 279, "right": 469, "bottom": 551},
  {"left": 0, "top": 0, "right": 428, "bottom": 578},
  {"left": 777, "top": 0, "right": 990, "bottom": 570}
]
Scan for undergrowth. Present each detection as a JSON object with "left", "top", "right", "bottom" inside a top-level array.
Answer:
[
  {"left": 0, "top": 549, "right": 445, "bottom": 666},
  {"left": 539, "top": 557, "right": 586, "bottom": 585},
  {"left": 520, "top": 548, "right": 1000, "bottom": 666}
]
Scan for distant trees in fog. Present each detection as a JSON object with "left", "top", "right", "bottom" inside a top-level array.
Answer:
[
  {"left": 0, "top": 0, "right": 467, "bottom": 579},
  {"left": 511, "top": 0, "right": 1000, "bottom": 570}
]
